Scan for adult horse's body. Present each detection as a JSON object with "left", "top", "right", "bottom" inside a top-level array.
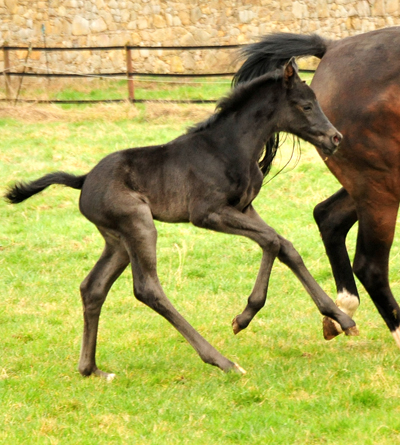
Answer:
[
  {"left": 5, "top": 62, "right": 356, "bottom": 380},
  {"left": 233, "top": 27, "right": 400, "bottom": 347}
]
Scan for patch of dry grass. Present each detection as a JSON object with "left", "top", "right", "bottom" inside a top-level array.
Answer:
[
  {"left": 0, "top": 102, "right": 138, "bottom": 123},
  {"left": 144, "top": 102, "right": 214, "bottom": 124},
  {"left": 0, "top": 102, "right": 214, "bottom": 125}
]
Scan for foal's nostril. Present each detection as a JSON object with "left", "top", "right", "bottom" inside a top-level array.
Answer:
[{"left": 331, "top": 132, "right": 343, "bottom": 146}]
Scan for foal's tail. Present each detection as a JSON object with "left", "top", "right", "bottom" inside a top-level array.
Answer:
[
  {"left": 232, "top": 33, "right": 330, "bottom": 86},
  {"left": 4, "top": 171, "right": 87, "bottom": 204}
]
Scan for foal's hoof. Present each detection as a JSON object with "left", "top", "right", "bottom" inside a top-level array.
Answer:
[
  {"left": 323, "top": 316, "right": 342, "bottom": 340},
  {"left": 232, "top": 316, "right": 242, "bottom": 335},
  {"left": 344, "top": 325, "right": 359, "bottom": 337},
  {"left": 232, "top": 363, "right": 247, "bottom": 375}
]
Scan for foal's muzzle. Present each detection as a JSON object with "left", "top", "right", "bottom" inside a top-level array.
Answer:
[{"left": 320, "top": 130, "right": 343, "bottom": 155}]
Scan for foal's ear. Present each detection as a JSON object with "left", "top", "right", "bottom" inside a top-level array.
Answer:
[{"left": 283, "top": 58, "right": 298, "bottom": 89}]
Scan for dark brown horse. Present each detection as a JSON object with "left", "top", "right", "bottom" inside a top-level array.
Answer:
[
  {"left": 4, "top": 61, "right": 357, "bottom": 380},
  {"left": 233, "top": 27, "right": 400, "bottom": 348}
]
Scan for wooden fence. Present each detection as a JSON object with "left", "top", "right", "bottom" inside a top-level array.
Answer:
[{"left": 1, "top": 44, "right": 243, "bottom": 104}]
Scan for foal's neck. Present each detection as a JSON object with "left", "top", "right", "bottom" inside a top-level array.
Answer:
[{"left": 223, "top": 85, "right": 282, "bottom": 161}]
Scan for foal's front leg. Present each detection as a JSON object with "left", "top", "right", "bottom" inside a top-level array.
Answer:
[
  {"left": 191, "top": 204, "right": 357, "bottom": 335},
  {"left": 191, "top": 205, "right": 280, "bottom": 333},
  {"left": 277, "top": 235, "right": 358, "bottom": 336}
]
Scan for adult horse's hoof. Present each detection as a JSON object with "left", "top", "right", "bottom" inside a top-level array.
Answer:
[
  {"left": 322, "top": 316, "right": 342, "bottom": 340},
  {"left": 344, "top": 325, "right": 359, "bottom": 337},
  {"left": 232, "top": 316, "right": 242, "bottom": 335},
  {"left": 93, "top": 369, "right": 116, "bottom": 382}
]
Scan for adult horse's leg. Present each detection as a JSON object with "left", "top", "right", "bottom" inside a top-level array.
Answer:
[
  {"left": 78, "top": 230, "right": 130, "bottom": 380},
  {"left": 120, "top": 199, "right": 245, "bottom": 374},
  {"left": 313, "top": 188, "right": 360, "bottom": 339},
  {"left": 191, "top": 204, "right": 357, "bottom": 335},
  {"left": 353, "top": 198, "right": 400, "bottom": 348}
]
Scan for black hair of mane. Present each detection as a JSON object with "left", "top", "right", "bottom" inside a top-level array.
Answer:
[
  {"left": 187, "top": 69, "right": 283, "bottom": 178},
  {"left": 187, "top": 69, "right": 283, "bottom": 136},
  {"left": 258, "top": 134, "right": 280, "bottom": 178},
  {"left": 231, "top": 33, "right": 326, "bottom": 86}
]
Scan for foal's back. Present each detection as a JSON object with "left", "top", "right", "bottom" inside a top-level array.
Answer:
[{"left": 79, "top": 128, "right": 242, "bottom": 226}]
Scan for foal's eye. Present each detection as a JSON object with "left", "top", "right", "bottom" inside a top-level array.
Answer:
[{"left": 303, "top": 105, "right": 312, "bottom": 112}]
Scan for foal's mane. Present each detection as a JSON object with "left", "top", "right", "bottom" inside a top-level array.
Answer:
[
  {"left": 187, "top": 69, "right": 284, "bottom": 178},
  {"left": 187, "top": 69, "right": 283, "bottom": 135}
]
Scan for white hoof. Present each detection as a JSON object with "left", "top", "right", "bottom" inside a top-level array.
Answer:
[
  {"left": 105, "top": 373, "right": 116, "bottom": 382},
  {"left": 93, "top": 369, "right": 116, "bottom": 381}
]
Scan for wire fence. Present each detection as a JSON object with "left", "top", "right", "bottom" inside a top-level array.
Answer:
[{"left": 1, "top": 44, "right": 316, "bottom": 104}]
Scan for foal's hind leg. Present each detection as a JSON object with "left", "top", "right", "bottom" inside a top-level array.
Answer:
[
  {"left": 78, "top": 230, "right": 130, "bottom": 380},
  {"left": 120, "top": 202, "right": 245, "bottom": 374},
  {"left": 313, "top": 188, "right": 360, "bottom": 339}
]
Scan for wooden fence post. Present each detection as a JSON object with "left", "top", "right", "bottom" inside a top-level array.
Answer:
[
  {"left": 125, "top": 46, "right": 135, "bottom": 102},
  {"left": 3, "top": 43, "right": 10, "bottom": 99},
  {"left": 15, "top": 44, "right": 32, "bottom": 104}
]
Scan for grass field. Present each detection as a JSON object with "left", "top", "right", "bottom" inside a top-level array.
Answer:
[{"left": 1, "top": 92, "right": 400, "bottom": 444}]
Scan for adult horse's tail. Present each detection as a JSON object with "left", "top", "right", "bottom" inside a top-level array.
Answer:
[
  {"left": 233, "top": 33, "right": 330, "bottom": 86},
  {"left": 5, "top": 172, "right": 87, "bottom": 204},
  {"left": 233, "top": 33, "right": 331, "bottom": 179}
]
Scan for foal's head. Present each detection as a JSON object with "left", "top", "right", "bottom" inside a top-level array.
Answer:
[{"left": 278, "top": 60, "right": 342, "bottom": 155}]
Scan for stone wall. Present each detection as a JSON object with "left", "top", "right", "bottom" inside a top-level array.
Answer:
[{"left": 0, "top": 0, "right": 399, "bottom": 76}]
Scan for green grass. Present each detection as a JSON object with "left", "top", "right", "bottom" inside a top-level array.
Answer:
[{"left": 1, "top": 99, "right": 400, "bottom": 444}]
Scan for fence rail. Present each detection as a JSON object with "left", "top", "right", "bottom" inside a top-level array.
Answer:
[
  {"left": 1, "top": 43, "right": 315, "bottom": 104},
  {"left": 2, "top": 44, "right": 242, "bottom": 51}
]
